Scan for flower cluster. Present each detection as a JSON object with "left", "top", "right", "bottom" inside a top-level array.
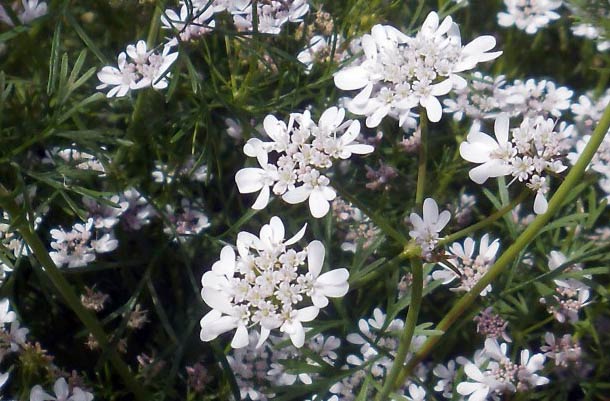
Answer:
[
  {"left": 97, "top": 39, "right": 179, "bottom": 98},
  {"left": 497, "top": 0, "right": 562, "bottom": 34},
  {"left": 162, "top": 0, "right": 310, "bottom": 41},
  {"left": 474, "top": 307, "right": 512, "bottom": 342},
  {"left": 161, "top": 0, "right": 219, "bottom": 42},
  {"left": 539, "top": 251, "right": 591, "bottom": 323},
  {"left": 433, "top": 234, "right": 500, "bottom": 296},
  {"left": 328, "top": 308, "right": 427, "bottom": 400},
  {"left": 333, "top": 11, "right": 501, "bottom": 127},
  {"left": 228, "top": 0, "right": 310, "bottom": 34},
  {"left": 541, "top": 332, "right": 583, "bottom": 369},
  {"left": 235, "top": 107, "right": 374, "bottom": 218},
  {"left": 457, "top": 339, "right": 549, "bottom": 400},
  {"left": 228, "top": 331, "right": 340, "bottom": 400},
  {"left": 444, "top": 76, "right": 573, "bottom": 122},
  {"left": 200, "top": 216, "right": 349, "bottom": 348},
  {"left": 460, "top": 113, "right": 573, "bottom": 214},
  {"left": 49, "top": 217, "right": 118, "bottom": 268},
  {"left": 409, "top": 198, "right": 451, "bottom": 259}
]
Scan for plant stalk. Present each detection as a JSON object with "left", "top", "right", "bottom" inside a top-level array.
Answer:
[
  {"left": 375, "top": 257, "right": 423, "bottom": 401},
  {"left": 415, "top": 110, "right": 428, "bottom": 207}
]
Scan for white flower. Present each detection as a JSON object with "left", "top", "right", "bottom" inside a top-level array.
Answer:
[
  {"left": 498, "top": 0, "right": 561, "bottom": 34},
  {"left": 460, "top": 114, "right": 514, "bottom": 184},
  {"left": 409, "top": 198, "right": 451, "bottom": 256},
  {"left": 161, "top": 1, "right": 216, "bottom": 41},
  {"left": 235, "top": 107, "right": 372, "bottom": 217},
  {"left": 305, "top": 240, "right": 349, "bottom": 308},
  {"left": 200, "top": 216, "right": 349, "bottom": 348},
  {"left": 96, "top": 52, "right": 137, "bottom": 98},
  {"left": 333, "top": 11, "right": 501, "bottom": 126},
  {"left": 228, "top": 0, "right": 309, "bottom": 34},
  {"left": 235, "top": 144, "right": 280, "bottom": 210},
  {"left": 282, "top": 169, "right": 336, "bottom": 218},
  {"left": 97, "top": 39, "right": 179, "bottom": 97},
  {"left": 433, "top": 234, "right": 500, "bottom": 295},
  {"left": 49, "top": 220, "right": 97, "bottom": 268}
]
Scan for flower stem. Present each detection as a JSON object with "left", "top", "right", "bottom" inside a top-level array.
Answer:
[
  {"left": 375, "top": 257, "right": 423, "bottom": 401},
  {"left": 0, "top": 185, "right": 149, "bottom": 400},
  {"left": 438, "top": 189, "right": 529, "bottom": 247},
  {"left": 397, "top": 97, "right": 610, "bottom": 380},
  {"left": 415, "top": 110, "right": 428, "bottom": 207}
]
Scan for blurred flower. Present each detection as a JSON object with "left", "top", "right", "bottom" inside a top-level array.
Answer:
[{"left": 498, "top": 0, "right": 561, "bottom": 34}]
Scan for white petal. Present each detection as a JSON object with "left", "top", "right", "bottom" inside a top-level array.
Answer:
[
  {"left": 282, "top": 186, "right": 311, "bottom": 204},
  {"left": 307, "top": 240, "right": 325, "bottom": 278},
  {"left": 235, "top": 168, "right": 264, "bottom": 193},
  {"left": 231, "top": 324, "right": 249, "bottom": 348},
  {"left": 309, "top": 189, "right": 331, "bottom": 218},
  {"left": 297, "top": 306, "right": 320, "bottom": 322},
  {"left": 333, "top": 67, "right": 370, "bottom": 90},
  {"left": 494, "top": 114, "right": 510, "bottom": 144},
  {"left": 533, "top": 191, "right": 548, "bottom": 214},
  {"left": 421, "top": 95, "right": 443, "bottom": 122},
  {"left": 251, "top": 185, "right": 271, "bottom": 210}
]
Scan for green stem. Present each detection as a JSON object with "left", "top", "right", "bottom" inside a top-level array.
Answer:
[
  {"left": 375, "top": 257, "right": 423, "bottom": 401},
  {"left": 415, "top": 110, "right": 428, "bottom": 207},
  {"left": 398, "top": 97, "right": 610, "bottom": 379},
  {"left": 438, "top": 189, "right": 529, "bottom": 247},
  {"left": 0, "top": 186, "right": 149, "bottom": 400}
]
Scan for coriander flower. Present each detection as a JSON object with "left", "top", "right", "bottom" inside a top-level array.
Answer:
[
  {"left": 459, "top": 114, "right": 514, "bottom": 184},
  {"left": 333, "top": 11, "right": 501, "bottom": 126},
  {"left": 457, "top": 339, "right": 549, "bottom": 401},
  {"left": 235, "top": 107, "right": 373, "bottom": 217},
  {"left": 461, "top": 113, "right": 572, "bottom": 214},
  {"left": 200, "top": 216, "right": 349, "bottom": 348},
  {"left": 97, "top": 39, "right": 178, "bottom": 98},
  {"left": 409, "top": 198, "right": 451, "bottom": 257},
  {"left": 433, "top": 234, "right": 500, "bottom": 296},
  {"left": 498, "top": 0, "right": 561, "bottom": 35}
]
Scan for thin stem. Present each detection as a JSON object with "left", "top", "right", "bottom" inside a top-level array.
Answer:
[
  {"left": 398, "top": 97, "right": 610, "bottom": 380},
  {"left": 0, "top": 186, "right": 149, "bottom": 400},
  {"left": 415, "top": 110, "right": 428, "bottom": 207},
  {"left": 438, "top": 189, "right": 529, "bottom": 246},
  {"left": 375, "top": 257, "right": 423, "bottom": 401}
]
